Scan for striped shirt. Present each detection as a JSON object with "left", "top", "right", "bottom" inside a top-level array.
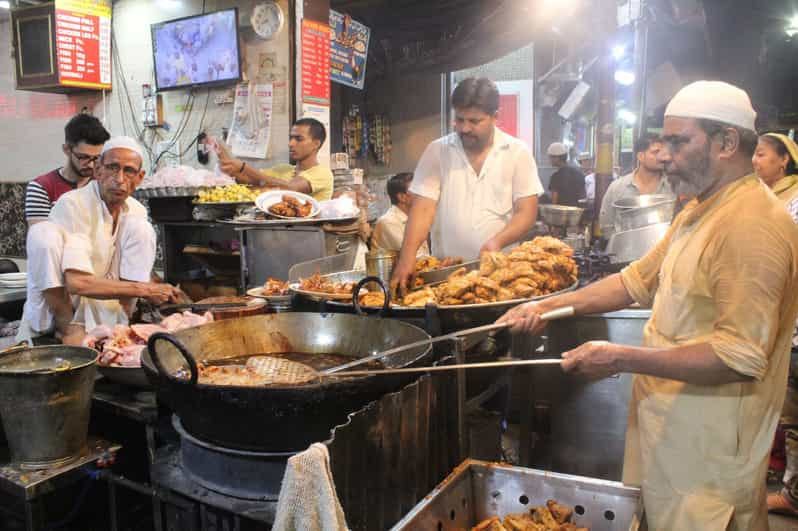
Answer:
[{"left": 25, "top": 169, "right": 78, "bottom": 222}]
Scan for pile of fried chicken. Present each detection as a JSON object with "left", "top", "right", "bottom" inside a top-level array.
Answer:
[
  {"left": 299, "top": 273, "right": 355, "bottom": 295},
  {"left": 262, "top": 278, "right": 289, "bottom": 296},
  {"left": 268, "top": 195, "right": 313, "bottom": 218},
  {"left": 415, "top": 255, "right": 463, "bottom": 273},
  {"left": 356, "top": 237, "right": 577, "bottom": 308},
  {"left": 472, "top": 499, "right": 587, "bottom": 531}
]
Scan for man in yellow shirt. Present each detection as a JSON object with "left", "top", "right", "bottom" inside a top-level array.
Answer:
[
  {"left": 499, "top": 81, "right": 798, "bottom": 530},
  {"left": 220, "top": 118, "right": 333, "bottom": 201}
]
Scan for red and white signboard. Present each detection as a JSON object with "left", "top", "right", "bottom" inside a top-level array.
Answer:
[
  {"left": 300, "top": 19, "right": 331, "bottom": 104},
  {"left": 55, "top": 0, "right": 112, "bottom": 90}
]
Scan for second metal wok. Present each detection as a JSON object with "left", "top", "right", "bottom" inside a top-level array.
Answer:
[{"left": 142, "top": 313, "right": 433, "bottom": 452}]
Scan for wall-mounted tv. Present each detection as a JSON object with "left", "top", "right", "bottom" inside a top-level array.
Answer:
[{"left": 151, "top": 8, "right": 242, "bottom": 92}]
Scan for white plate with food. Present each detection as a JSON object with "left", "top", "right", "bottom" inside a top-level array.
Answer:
[
  {"left": 247, "top": 278, "right": 292, "bottom": 303},
  {"left": 255, "top": 191, "right": 320, "bottom": 219}
]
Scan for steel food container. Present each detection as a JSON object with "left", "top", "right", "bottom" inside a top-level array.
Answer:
[
  {"left": 391, "top": 459, "right": 644, "bottom": 530},
  {"left": 613, "top": 194, "right": 675, "bottom": 232},
  {"left": 365, "top": 250, "right": 396, "bottom": 286}
]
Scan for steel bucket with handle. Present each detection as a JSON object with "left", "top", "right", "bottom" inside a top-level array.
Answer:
[{"left": 0, "top": 345, "right": 98, "bottom": 468}]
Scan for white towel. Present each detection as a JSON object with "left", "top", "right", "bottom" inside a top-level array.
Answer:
[{"left": 272, "top": 443, "right": 349, "bottom": 531}]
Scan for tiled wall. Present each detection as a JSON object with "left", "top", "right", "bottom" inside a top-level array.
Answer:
[{"left": 0, "top": 183, "right": 27, "bottom": 257}]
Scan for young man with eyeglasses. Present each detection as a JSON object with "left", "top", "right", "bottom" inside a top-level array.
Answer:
[
  {"left": 19, "top": 136, "right": 180, "bottom": 345},
  {"left": 24, "top": 113, "right": 110, "bottom": 225}
]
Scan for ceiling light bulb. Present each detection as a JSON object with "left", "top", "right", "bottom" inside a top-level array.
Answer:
[
  {"left": 612, "top": 45, "right": 626, "bottom": 60},
  {"left": 614, "top": 70, "right": 636, "bottom": 86},
  {"left": 0, "top": 1, "right": 10, "bottom": 8},
  {"left": 618, "top": 109, "right": 636, "bottom": 124}
]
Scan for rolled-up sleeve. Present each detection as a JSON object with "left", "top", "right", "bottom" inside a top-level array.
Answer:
[
  {"left": 620, "top": 222, "right": 676, "bottom": 307},
  {"left": 409, "top": 142, "right": 442, "bottom": 201},
  {"left": 512, "top": 146, "right": 543, "bottom": 201},
  {"left": 703, "top": 224, "right": 794, "bottom": 380}
]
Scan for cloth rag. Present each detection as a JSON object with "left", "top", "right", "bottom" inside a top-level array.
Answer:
[{"left": 272, "top": 443, "right": 348, "bottom": 531}]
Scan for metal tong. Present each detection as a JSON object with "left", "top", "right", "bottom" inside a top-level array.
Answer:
[{"left": 323, "top": 306, "right": 575, "bottom": 376}]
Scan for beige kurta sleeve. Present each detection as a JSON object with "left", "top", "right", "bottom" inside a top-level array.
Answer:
[
  {"left": 49, "top": 192, "right": 95, "bottom": 275},
  {"left": 619, "top": 222, "right": 678, "bottom": 307},
  {"left": 702, "top": 221, "right": 795, "bottom": 380}
]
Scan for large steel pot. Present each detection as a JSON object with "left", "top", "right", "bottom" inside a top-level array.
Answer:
[
  {"left": 142, "top": 313, "right": 433, "bottom": 451},
  {"left": 526, "top": 308, "right": 650, "bottom": 480},
  {"left": 0, "top": 345, "right": 98, "bottom": 468},
  {"left": 613, "top": 194, "right": 675, "bottom": 232}
]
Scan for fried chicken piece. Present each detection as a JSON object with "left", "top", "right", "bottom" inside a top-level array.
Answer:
[
  {"left": 480, "top": 251, "right": 509, "bottom": 276},
  {"left": 489, "top": 268, "right": 518, "bottom": 285},
  {"left": 546, "top": 500, "right": 573, "bottom": 524},
  {"left": 461, "top": 292, "right": 477, "bottom": 303},
  {"left": 559, "top": 524, "right": 588, "bottom": 531},
  {"left": 531, "top": 507, "right": 560, "bottom": 529},
  {"left": 441, "top": 297, "right": 464, "bottom": 305},
  {"left": 530, "top": 236, "right": 575, "bottom": 257},
  {"left": 415, "top": 256, "right": 441, "bottom": 273},
  {"left": 472, "top": 516, "right": 508, "bottom": 531},
  {"left": 448, "top": 266, "right": 469, "bottom": 279},
  {"left": 510, "top": 278, "right": 539, "bottom": 298},
  {"left": 503, "top": 513, "right": 543, "bottom": 531},
  {"left": 440, "top": 256, "right": 464, "bottom": 268},
  {"left": 497, "top": 287, "right": 516, "bottom": 301},
  {"left": 402, "top": 287, "right": 437, "bottom": 307},
  {"left": 441, "top": 271, "right": 480, "bottom": 298},
  {"left": 413, "top": 276, "right": 425, "bottom": 288},
  {"left": 358, "top": 292, "right": 385, "bottom": 307},
  {"left": 262, "top": 278, "right": 289, "bottom": 295}
]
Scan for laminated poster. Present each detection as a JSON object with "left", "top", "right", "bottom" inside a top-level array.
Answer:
[
  {"left": 229, "top": 83, "right": 273, "bottom": 159},
  {"left": 329, "top": 10, "right": 370, "bottom": 90}
]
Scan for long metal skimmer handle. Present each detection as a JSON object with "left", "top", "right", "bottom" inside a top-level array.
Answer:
[
  {"left": 323, "top": 306, "right": 574, "bottom": 375},
  {"left": 328, "top": 358, "right": 563, "bottom": 378}
]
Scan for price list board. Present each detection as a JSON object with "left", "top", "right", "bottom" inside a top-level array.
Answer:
[
  {"left": 300, "top": 19, "right": 331, "bottom": 105},
  {"left": 54, "top": 0, "right": 112, "bottom": 90}
]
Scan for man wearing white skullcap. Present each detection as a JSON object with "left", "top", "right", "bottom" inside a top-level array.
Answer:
[
  {"left": 546, "top": 142, "right": 586, "bottom": 206},
  {"left": 498, "top": 80, "right": 798, "bottom": 530},
  {"left": 19, "top": 136, "right": 181, "bottom": 345}
]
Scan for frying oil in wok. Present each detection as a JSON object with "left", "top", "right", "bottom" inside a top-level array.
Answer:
[{"left": 188, "top": 352, "right": 384, "bottom": 387}]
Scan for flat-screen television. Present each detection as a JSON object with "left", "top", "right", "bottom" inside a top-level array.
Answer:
[{"left": 151, "top": 8, "right": 242, "bottom": 92}]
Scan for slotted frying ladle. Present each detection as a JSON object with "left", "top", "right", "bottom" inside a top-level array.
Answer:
[{"left": 321, "top": 305, "right": 575, "bottom": 376}]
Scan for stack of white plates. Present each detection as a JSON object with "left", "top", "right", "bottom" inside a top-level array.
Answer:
[{"left": 0, "top": 272, "right": 27, "bottom": 288}]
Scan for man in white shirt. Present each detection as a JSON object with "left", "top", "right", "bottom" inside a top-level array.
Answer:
[
  {"left": 19, "top": 137, "right": 181, "bottom": 345},
  {"left": 391, "top": 77, "right": 543, "bottom": 291},
  {"left": 371, "top": 173, "right": 430, "bottom": 256}
]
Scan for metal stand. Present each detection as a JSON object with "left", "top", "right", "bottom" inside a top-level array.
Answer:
[{"left": 0, "top": 438, "right": 120, "bottom": 531}]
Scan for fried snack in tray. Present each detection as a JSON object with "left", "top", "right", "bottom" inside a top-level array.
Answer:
[
  {"left": 299, "top": 274, "right": 355, "bottom": 295},
  {"left": 470, "top": 499, "right": 587, "bottom": 531},
  {"left": 429, "top": 237, "right": 577, "bottom": 306},
  {"left": 414, "top": 255, "right": 464, "bottom": 273},
  {"left": 268, "top": 195, "right": 313, "bottom": 218},
  {"left": 262, "top": 278, "right": 289, "bottom": 296},
  {"left": 358, "top": 291, "right": 386, "bottom": 307}
]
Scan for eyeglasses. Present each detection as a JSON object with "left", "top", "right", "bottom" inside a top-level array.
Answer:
[
  {"left": 70, "top": 149, "right": 100, "bottom": 164},
  {"left": 100, "top": 163, "right": 141, "bottom": 180}
]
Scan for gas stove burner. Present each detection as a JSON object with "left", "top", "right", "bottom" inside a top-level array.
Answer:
[
  {"left": 173, "top": 416, "right": 294, "bottom": 501},
  {"left": 574, "top": 249, "right": 620, "bottom": 281}
]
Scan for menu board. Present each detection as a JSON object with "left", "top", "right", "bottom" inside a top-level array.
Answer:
[
  {"left": 54, "top": 0, "right": 112, "bottom": 90},
  {"left": 300, "top": 19, "right": 331, "bottom": 105},
  {"left": 329, "top": 10, "right": 370, "bottom": 90}
]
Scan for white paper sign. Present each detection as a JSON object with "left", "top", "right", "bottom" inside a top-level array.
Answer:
[{"left": 229, "top": 82, "right": 273, "bottom": 159}]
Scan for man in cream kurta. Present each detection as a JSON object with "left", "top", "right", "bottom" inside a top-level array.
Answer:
[
  {"left": 19, "top": 136, "right": 181, "bottom": 345},
  {"left": 499, "top": 81, "right": 798, "bottom": 530}
]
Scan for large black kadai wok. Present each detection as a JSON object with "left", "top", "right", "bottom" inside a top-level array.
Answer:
[{"left": 143, "top": 313, "right": 433, "bottom": 452}]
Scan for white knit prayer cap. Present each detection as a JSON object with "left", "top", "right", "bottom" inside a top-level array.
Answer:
[
  {"left": 101, "top": 136, "right": 145, "bottom": 161},
  {"left": 547, "top": 142, "right": 568, "bottom": 156},
  {"left": 664, "top": 81, "right": 756, "bottom": 132}
]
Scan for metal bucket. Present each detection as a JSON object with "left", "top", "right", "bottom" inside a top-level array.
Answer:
[
  {"left": 0, "top": 345, "right": 98, "bottom": 469},
  {"left": 613, "top": 194, "right": 675, "bottom": 232},
  {"left": 365, "top": 250, "right": 396, "bottom": 286}
]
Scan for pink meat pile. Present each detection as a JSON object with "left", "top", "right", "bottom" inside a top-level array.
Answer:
[{"left": 83, "top": 311, "right": 214, "bottom": 367}]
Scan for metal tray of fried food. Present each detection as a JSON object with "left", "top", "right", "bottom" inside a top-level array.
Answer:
[
  {"left": 417, "top": 259, "right": 480, "bottom": 285},
  {"left": 391, "top": 459, "right": 645, "bottom": 531}
]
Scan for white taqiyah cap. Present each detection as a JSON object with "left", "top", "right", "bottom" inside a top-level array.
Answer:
[
  {"left": 547, "top": 142, "right": 568, "bottom": 156},
  {"left": 101, "top": 136, "right": 144, "bottom": 161},
  {"left": 664, "top": 81, "right": 756, "bottom": 132},
  {"left": 576, "top": 151, "right": 592, "bottom": 161}
]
